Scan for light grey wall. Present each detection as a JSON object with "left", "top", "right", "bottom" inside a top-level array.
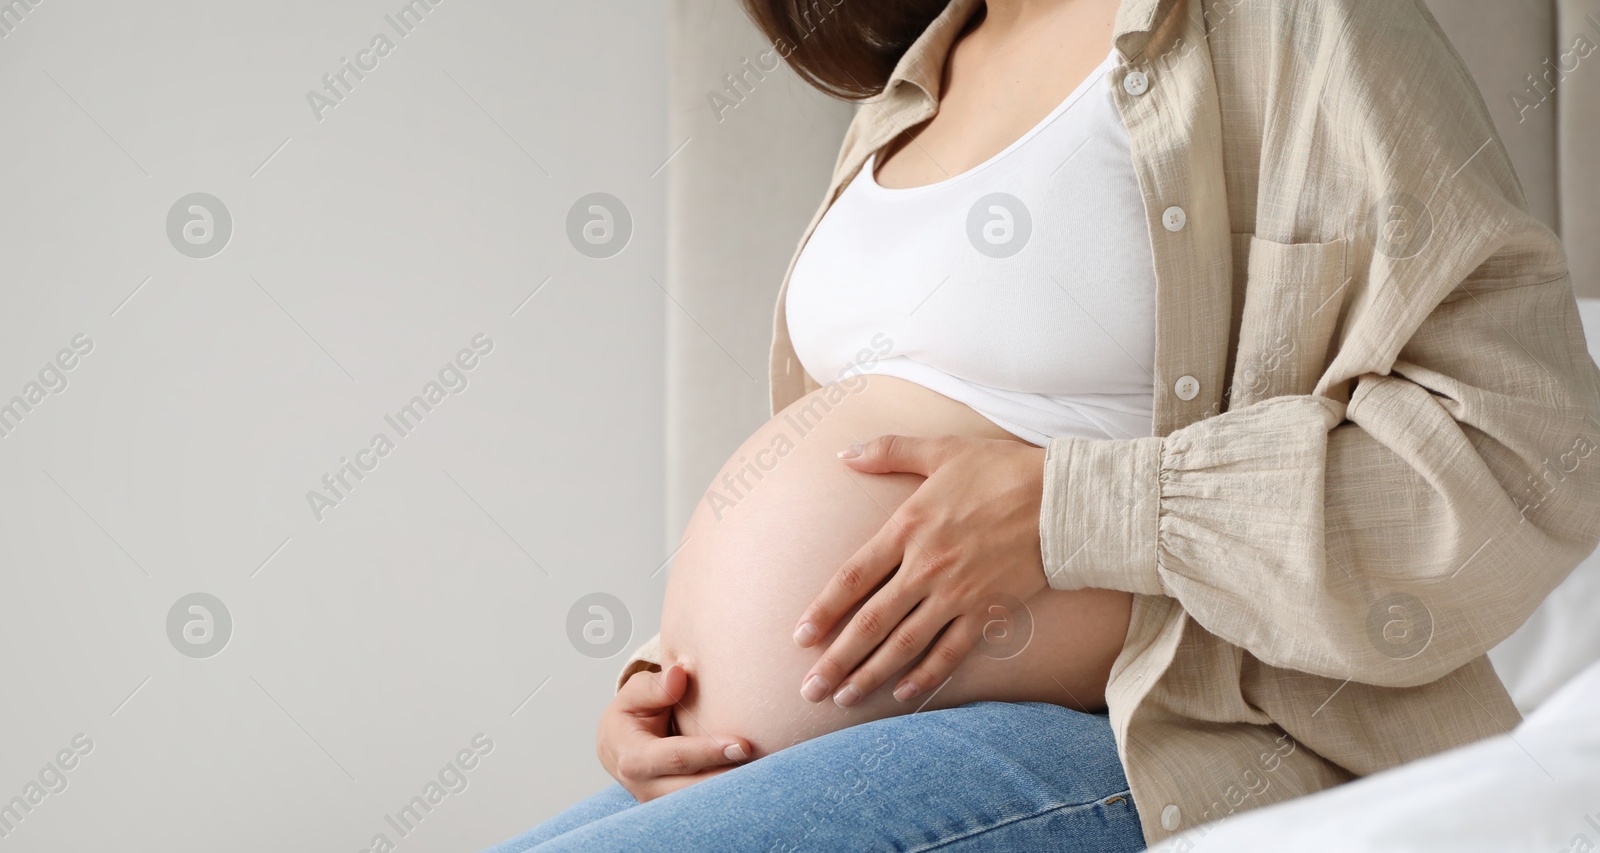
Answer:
[
  {"left": 663, "top": 0, "right": 853, "bottom": 542},
  {"left": 0, "top": 1, "right": 665, "bottom": 851}
]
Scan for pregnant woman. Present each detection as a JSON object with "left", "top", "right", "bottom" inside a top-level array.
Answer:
[{"left": 489, "top": 0, "right": 1600, "bottom": 849}]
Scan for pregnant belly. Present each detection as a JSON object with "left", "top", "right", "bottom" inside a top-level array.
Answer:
[{"left": 660, "top": 374, "right": 1132, "bottom": 759}]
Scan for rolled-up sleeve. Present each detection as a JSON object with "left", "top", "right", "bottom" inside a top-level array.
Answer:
[
  {"left": 615, "top": 633, "right": 664, "bottom": 692},
  {"left": 1044, "top": 329, "right": 1600, "bottom": 689}
]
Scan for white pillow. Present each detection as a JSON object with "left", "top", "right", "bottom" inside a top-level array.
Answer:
[{"left": 1487, "top": 297, "right": 1600, "bottom": 712}]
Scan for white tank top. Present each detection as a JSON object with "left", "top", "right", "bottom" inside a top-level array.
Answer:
[{"left": 785, "top": 47, "right": 1157, "bottom": 445}]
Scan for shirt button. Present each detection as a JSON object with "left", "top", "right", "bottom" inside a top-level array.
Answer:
[
  {"left": 1162, "top": 206, "right": 1187, "bottom": 232},
  {"left": 1123, "top": 70, "right": 1150, "bottom": 96},
  {"left": 1161, "top": 804, "right": 1182, "bottom": 831},
  {"left": 1174, "top": 375, "right": 1200, "bottom": 401}
]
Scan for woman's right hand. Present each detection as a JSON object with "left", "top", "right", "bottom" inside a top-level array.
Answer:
[{"left": 598, "top": 664, "right": 751, "bottom": 802}]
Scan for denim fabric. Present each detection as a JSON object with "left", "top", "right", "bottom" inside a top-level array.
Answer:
[{"left": 484, "top": 701, "right": 1144, "bottom": 852}]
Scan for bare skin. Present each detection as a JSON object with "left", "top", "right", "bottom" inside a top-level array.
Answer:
[
  {"left": 598, "top": 0, "right": 1129, "bottom": 800},
  {"left": 874, "top": 0, "right": 1122, "bottom": 190},
  {"left": 596, "top": 666, "right": 752, "bottom": 801},
  {"left": 660, "top": 376, "right": 1132, "bottom": 759}
]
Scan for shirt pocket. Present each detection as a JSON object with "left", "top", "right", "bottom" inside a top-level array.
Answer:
[{"left": 1227, "top": 235, "right": 1350, "bottom": 409}]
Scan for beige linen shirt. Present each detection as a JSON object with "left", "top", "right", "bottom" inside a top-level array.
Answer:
[{"left": 619, "top": 0, "right": 1600, "bottom": 844}]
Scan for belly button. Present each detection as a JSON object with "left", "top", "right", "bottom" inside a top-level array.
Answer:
[{"left": 665, "top": 651, "right": 698, "bottom": 676}]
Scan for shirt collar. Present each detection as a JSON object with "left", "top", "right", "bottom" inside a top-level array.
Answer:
[{"left": 884, "top": 0, "right": 1180, "bottom": 103}]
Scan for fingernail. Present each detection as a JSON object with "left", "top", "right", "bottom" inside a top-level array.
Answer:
[
  {"left": 836, "top": 443, "right": 863, "bottom": 459},
  {"left": 802, "top": 674, "right": 830, "bottom": 702},
  {"left": 724, "top": 743, "right": 747, "bottom": 762},
  {"left": 833, "top": 684, "right": 862, "bottom": 708},
  {"left": 793, "top": 622, "right": 817, "bottom": 646},
  {"left": 893, "top": 681, "right": 920, "bottom": 702}
]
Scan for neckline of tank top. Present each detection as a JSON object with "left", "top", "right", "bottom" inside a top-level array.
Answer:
[{"left": 859, "top": 45, "right": 1121, "bottom": 198}]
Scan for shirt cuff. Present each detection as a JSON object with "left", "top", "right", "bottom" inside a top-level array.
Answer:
[
  {"left": 1039, "top": 435, "right": 1166, "bottom": 595},
  {"left": 614, "top": 633, "right": 664, "bottom": 693}
]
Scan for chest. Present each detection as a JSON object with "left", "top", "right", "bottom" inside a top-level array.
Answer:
[
  {"left": 785, "top": 72, "right": 1158, "bottom": 395},
  {"left": 772, "top": 5, "right": 1311, "bottom": 437},
  {"left": 874, "top": 2, "right": 1125, "bottom": 191}
]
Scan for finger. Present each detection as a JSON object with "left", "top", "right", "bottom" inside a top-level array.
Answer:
[
  {"left": 635, "top": 764, "right": 738, "bottom": 803},
  {"left": 793, "top": 517, "right": 907, "bottom": 649},
  {"left": 892, "top": 615, "right": 979, "bottom": 703},
  {"left": 830, "top": 602, "right": 956, "bottom": 707},
  {"left": 801, "top": 579, "right": 922, "bottom": 705},
  {"left": 617, "top": 664, "right": 686, "bottom": 716},
  {"left": 838, "top": 434, "right": 956, "bottom": 476},
  {"left": 623, "top": 734, "right": 752, "bottom": 780}
]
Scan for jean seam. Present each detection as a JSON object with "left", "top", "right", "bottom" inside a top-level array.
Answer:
[{"left": 906, "top": 787, "right": 1136, "bottom": 853}]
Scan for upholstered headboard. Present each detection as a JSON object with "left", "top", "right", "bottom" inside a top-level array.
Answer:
[{"left": 662, "top": 0, "right": 1600, "bottom": 540}]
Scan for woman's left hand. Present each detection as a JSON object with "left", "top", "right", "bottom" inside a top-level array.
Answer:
[{"left": 793, "top": 434, "right": 1051, "bottom": 707}]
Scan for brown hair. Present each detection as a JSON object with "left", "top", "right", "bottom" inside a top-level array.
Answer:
[{"left": 739, "top": 0, "right": 952, "bottom": 100}]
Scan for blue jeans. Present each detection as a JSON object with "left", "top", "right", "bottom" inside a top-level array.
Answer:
[{"left": 484, "top": 701, "right": 1145, "bottom": 852}]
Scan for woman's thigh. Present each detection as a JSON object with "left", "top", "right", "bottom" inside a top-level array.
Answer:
[{"left": 523, "top": 701, "right": 1145, "bottom": 852}]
